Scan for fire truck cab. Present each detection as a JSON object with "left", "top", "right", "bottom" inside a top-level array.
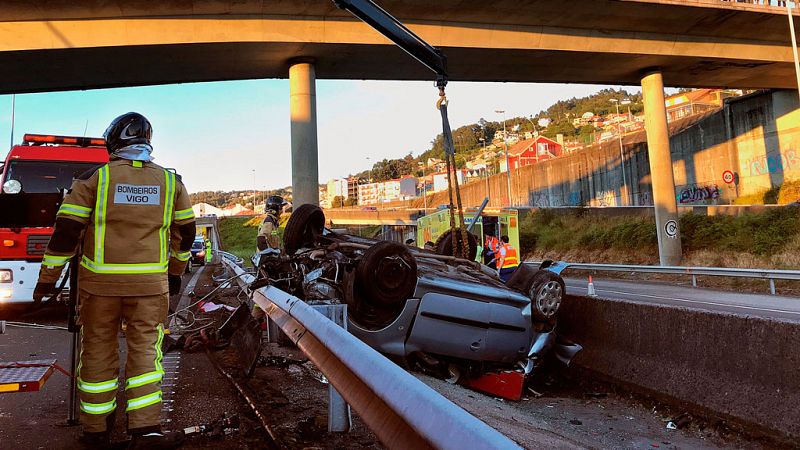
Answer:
[{"left": 0, "top": 134, "right": 108, "bottom": 304}]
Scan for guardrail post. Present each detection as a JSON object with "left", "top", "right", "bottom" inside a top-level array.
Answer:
[
  {"left": 770, "top": 279, "right": 776, "bottom": 295},
  {"left": 692, "top": 274, "right": 697, "bottom": 288},
  {"left": 311, "top": 304, "right": 352, "bottom": 433}
]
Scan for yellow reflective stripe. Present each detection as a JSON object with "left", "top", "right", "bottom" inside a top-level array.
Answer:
[
  {"left": 94, "top": 165, "right": 110, "bottom": 264},
  {"left": 78, "top": 377, "right": 119, "bottom": 394},
  {"left": 132, "top": 160, "right": 143, "bottom": 168},
  {"left": 175, "top": 250, "right": 191, "bottom": 262},
  {"left": 160, "top": 171, "right": 176, "bottom": 264},
  {"left": 58, "top": 203, "right": 92, "bottom": 218},
  {"left": 81, "top": 398, "right": 117, "bottom": 415},
  {"left": 173, "top": 208, "right": 194, "bottom": 221},
  {"left": 42, "top": 254, "right": 70, "bottom": 267},
  {"left": 125, "top": 370, "right": 163, "bottom": 390},
  {"left": 126, "top": 391, "right": 162, "bottom": 412},
  {"left": 81, "top": 256, "right": 167, "bottom": 274},
  {"left": 155, "top": 324, "right": 164, "bottom": 373}
]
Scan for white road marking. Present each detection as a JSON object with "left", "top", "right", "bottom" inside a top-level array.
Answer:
[{"left": 567, "top": 284, "right": 800, "bottom": 316}]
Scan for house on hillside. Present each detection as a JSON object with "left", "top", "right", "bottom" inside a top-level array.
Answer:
[
  {"left": 505, "top": 136, "right": 563, "bottom": 171},
  {"left": 664, "top": 88, "right": 742, "bottom": 122}
]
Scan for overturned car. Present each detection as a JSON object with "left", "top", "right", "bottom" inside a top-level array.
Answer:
[{"left": 254, "top": 204, "right": 579, "bottom": 385}]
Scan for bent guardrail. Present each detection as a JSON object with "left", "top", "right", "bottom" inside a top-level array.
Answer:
[
  {"left": 216, "top": 250, "right": 245, "bottom": 267},
  {"left": 527, "top": 261, "right": 800, "bottom": 295},
  {"left": 220, "top": 257, "right": 521, "bottom": 450}
]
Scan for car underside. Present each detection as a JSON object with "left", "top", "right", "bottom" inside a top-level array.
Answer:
[{"left": 254, "top": 204, "right": 580, "bottom": 381}]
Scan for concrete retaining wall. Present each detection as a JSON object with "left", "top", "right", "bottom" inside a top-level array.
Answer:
[
  {"left": 407, "top": 89, "right": 800, "bottom": 210},
  {"left": 558, "top": 295, "right": 800, "bottom": 440}
]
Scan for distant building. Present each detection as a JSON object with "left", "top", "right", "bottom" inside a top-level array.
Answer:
[
  {"left": 664, "top": 88, "right": 741, "bottom": 122},
  {"left": 506, "top": 136, "right": 564, "bottom": 170},
  {"left": 357, "top": 177, "right": 417, "bottom": 205},
  {"left": 432, "top": 170, "right": 467, "bottom": 193}
]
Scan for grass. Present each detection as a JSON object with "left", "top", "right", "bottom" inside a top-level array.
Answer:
[
  {"left": 520, "top": 205, "right": 800, "bottom": 269},
  {"left": 217, "top": 216, "right": 260, "bottom": 262}
]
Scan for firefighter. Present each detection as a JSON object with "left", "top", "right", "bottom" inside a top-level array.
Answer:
[
  {"left": 495, "top": 235, "right": 520, "bottom": 283},
  {"left": 33, "top": 112, "right": 195, "bottom": 449},
  {"left": 256, "top": 195, "right": 286, "bottom": 252},
  {"left": 252, "top": 195, "right": 287, "bottom": 321}
]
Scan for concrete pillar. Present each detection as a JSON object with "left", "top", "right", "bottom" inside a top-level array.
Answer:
[
  {"left": 641, "top": 70, "right": 682, "bottom": 266},
  {"left": 290, "top": 60, "right": 319, "bottom": 207}
]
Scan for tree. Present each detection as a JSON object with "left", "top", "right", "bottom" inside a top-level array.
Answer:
[
  {"left": 344, "top": 197, "right": 357, "bottom": 207},
  {"left": 330, "top": 196, "right": 345, "bottom": 208}
]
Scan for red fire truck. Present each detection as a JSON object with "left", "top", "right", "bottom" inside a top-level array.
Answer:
[{"left": 0, "top": 134, "right": 108, "bottom": 304}]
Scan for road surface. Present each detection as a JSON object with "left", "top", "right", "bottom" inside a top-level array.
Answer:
[{"left": 565, "top": 277, "right": 800, "bottom": 322}]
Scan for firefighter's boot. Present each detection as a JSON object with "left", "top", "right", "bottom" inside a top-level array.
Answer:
[{"left": 127, "top": 430, "right": 185, "bottom": 449}]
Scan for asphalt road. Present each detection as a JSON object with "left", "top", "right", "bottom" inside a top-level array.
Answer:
[{"left": 565, "top": 277, "right": 800, "bottom": 322}]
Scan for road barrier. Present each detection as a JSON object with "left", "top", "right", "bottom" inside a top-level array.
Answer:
[
  {"left": 216, "top": 250, "right": 244, "bottom": 267},
  {"left": 559, "top": 293, "right": 800, "bottom": 442},
  {"left": 527, "top": 262, "right": 800, "bottom": 295},
  {"left": 220, "top": 257, "right": 521, "bottom": 450}
]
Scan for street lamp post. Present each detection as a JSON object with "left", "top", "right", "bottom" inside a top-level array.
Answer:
[
  {"left": 610, "top": 99, "right": 629, "bottom": 206},
  {"left": 495, "top": 109, "right": 512, "bottom": 206},
  {"left": 251, "top": 169, "right": 257, "bottom": 212},
  {"left": 479, "top": 137, "right": 490, "bottom": 201},
  {"left": 788, "top": 2, "right": 800, "bottom": 104}
]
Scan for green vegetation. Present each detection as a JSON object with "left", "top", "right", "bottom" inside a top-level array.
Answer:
[
  {"left": 191, "top": 187, "right": 291, "bottom": 209},
  {"left": 217, "top": 217, "right": 259, "bottom": 261},
  {"left": 520, "top": 206, "right": 800, "bottom": 267},
  {"left": 733, "top": 180, "right": 800, "bottom": 206}
]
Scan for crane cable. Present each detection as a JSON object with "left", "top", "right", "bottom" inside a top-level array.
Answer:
[{"left": 436, "top": 87, "right": 470, "bottom": 259}]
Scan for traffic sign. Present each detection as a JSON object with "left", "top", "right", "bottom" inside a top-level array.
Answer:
[{"left": 722, "top": 170, "right": 734, "bottom": 184}]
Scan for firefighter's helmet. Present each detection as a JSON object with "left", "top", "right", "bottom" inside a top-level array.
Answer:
[
  {"left": 103, "top": 112, "right": 153, "bottom": 154},
  {"left": 266, "top": 195, "right": 287, "bottom": 214}
]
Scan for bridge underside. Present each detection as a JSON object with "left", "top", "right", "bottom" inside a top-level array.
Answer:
[{"left": 2, "top": 42, "right": 792, "bottom": 94}]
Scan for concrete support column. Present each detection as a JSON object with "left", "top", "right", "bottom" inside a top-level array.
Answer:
[
  {"left": 290, "top": 60, "right": 319, "bottom": 207},
  {"left": 641, "top": 70, "right": 682, "bottom": 266}
]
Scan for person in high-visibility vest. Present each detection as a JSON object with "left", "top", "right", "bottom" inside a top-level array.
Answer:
[
  {"left": 484, "top": 235, "right": 500, "bottom": 270},
  {"left": 33, "top": 113, "right": 192, "bottom": 449},
  {"left": 204, "top": 238, "right": 212, "bottom": 263},
  {"left": 495, "top": 235, "right": 519, "bottom": 283}
]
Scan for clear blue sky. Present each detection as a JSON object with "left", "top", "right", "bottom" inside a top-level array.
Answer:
[{"left": 0, "top": 79, "right": 643, "bottom": 193}]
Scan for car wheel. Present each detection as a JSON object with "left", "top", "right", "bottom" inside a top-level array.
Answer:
[
  {"left": 356, "top": 241, "right": 417, "bottom": 307},
  {"left": 434, "top": 228, "right": 478, "bottom": 260},
  {"left": 283, "top": 204, "right": 325, "bottom": 255},
  {"left": 529, "top": 271, "right": 565, "bottom": 321}
]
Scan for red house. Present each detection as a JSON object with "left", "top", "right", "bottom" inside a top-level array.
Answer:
[{"left": 506, "top": 136, "right": 563, "bottom": 170}]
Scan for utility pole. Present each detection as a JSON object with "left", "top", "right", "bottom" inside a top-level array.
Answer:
[
  {"left": 9, "top": 94, "right": 15, "bottom": 148},
  {"left": 610, "top": 98, "right": 629, "bottom": 206},
  {"left": 495, "top": 109, "right": 512, "bottom": 206},
  {"left": 251, "top": 169, "right": 256, "bottom": 212},
  {"left": 788, "top": 2, "right": 800, "bottom": 104}
]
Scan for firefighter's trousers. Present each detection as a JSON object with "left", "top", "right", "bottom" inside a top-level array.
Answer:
[{"left": 77, "top": 290, "right": 168, "bottom": 433}]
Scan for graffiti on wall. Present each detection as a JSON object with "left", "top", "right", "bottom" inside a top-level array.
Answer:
[
  {"left": 744, "top": 150, "right": 800, "bottom": 176},
  {"left": 678, "top": 184, "right": 720, "bottom": 204},
  {"left": 595, "top": 191, "right": 617, "bottom": 207}
]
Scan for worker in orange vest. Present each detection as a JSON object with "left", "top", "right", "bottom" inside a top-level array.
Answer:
[
  {"left": 496, "top": 235, "right": 519, "bottom": 283},
  {"left": 484, "top": 235, "right": 500, "bottom": 270}
]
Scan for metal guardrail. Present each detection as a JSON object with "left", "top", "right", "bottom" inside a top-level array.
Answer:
[
  {"left": 215, "top": 250, "right": 244, "bottom": 267},
  {"left": 220, "top": 258, "right": 521, "bottom": 450},
  {"left": 528, "top": 262, "right": 800, "bottom": 295}
]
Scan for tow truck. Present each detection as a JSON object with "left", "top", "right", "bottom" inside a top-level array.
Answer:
[{"left": 0, "top": 134, "right": 108, "bottom": 304}]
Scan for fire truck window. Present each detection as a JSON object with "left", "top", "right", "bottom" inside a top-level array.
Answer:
[{"left": 4, "top": 161, "right": 102, "bottom": 193}]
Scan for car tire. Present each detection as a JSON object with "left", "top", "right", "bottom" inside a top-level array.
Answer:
[
  {"left": 434, "top": 228, "right": 478, "bottom": 260},
  {"left": 356, "top": 241, "right": 417, "bottom": 307},
  {"left": 283, "top": 204, "right": 325, "bottom": 255},
  {"left": 528, "top": 271, "right": 565, "bottom": 321}
]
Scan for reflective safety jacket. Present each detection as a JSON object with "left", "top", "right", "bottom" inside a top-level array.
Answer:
[
  {"left": 499, "top": 243, "right": 519, "bottom": 269},
  {"left": 38, "top": 157, "right": 196, "bottom": 296},
  {"left": 256, "top": 213, "right": 281, "bottom": 251},
  {"left": 485, "top": 236, "right": 499, "bottom": 255}
]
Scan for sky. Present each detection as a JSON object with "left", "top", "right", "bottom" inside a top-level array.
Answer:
[{"left": 0, "top": 79, "right": 642, "bottom": 193}]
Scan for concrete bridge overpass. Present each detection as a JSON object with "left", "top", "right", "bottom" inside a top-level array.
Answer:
[
  {"left": 3, "top": 0, "right": 800, "bottom": 264},
  {"left": 0, "top": 0, "right": 798, "bottom": 93}
]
